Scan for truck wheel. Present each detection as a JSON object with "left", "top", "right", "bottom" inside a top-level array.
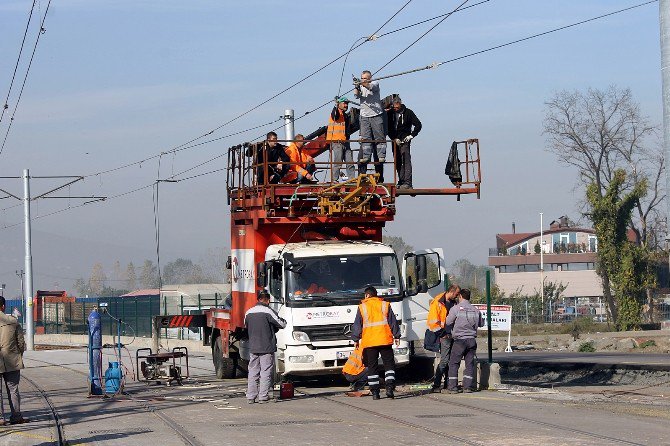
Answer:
[{"left": 213, "top": 336, "right": 237, "bottom": 379}]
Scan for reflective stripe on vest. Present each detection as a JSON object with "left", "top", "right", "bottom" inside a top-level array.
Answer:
[
  {"left": 326, "top": 113, "right": 346, "bottom": 142},
  {"left": 342, "top": 347, "right": 365, "bottom": 376},
  {"left": 359, "top": 298, "right": 393, "bottom": 348}
]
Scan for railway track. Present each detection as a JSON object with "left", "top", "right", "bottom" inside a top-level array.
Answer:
[
  {"left": 21, "top": 375, "right": 68, "bottom": 446},
  {"left": 25, "top": 357, "right": 205, "bottom": 446}
]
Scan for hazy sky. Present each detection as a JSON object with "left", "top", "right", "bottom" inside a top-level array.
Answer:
[{"left": 0, "top": 0, "right": 663, "bottom": 294}]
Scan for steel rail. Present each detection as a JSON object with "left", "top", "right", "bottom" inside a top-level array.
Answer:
[{"left": 21, "top": 375, "right": 67, "bottom": 446}]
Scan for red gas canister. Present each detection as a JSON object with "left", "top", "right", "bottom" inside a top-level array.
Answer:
[{"left": 279, "top": 381, "right": 294, "bottom": 399}]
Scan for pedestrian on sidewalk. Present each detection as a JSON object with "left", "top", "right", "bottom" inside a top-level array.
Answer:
[
  {"left": 445, "top": 289, "right": 484, "bottom": 393},
  {"left": 0, "top": 296, "right": 29, "bottom": 424},
  {"left": 245, "top": 291, "right": 286, "bottom": 404}
]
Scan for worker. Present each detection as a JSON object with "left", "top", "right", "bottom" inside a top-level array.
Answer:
[
  {"left": 0, "top": 296, "right": 29, "bottom": 424},
  {"left": 342, "top": 344, "right": 368, "bottom": 393},
  {"left": 445, "top": 288, "right": 484, "bottom": 394},
  {"left": 244, "top": 290, "right": 287, "bottom": 404},
  {"left": 327, "top": 96, "right": 356, "bottom": 181},
  {"left": 245, "top": 131, "right": 290, "bottom": 185},
  {"left": 351, "top": 286, "right": 400, "bottom": 400},
  {"left": 386, "top": 96, "right": 422, "bottom": 189},
  {"left": 282, "top": 134, "right": 317, "bottom": 183},
  {"left": 427, "top": 285, "right": 460, "bottom": 393},
  {"left": 354, "top": 70, "right": 386, "bottom": 183}
]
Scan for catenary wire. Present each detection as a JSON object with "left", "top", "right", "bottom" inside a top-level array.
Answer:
[
  {"left": 0, "top": 0, "right": 37, "bottom": 124},
  {"left": 0, "top": 1, "right": 650, "bottom": 228},
  {"left": 79, "top": 1, "right": 494, "bottom": 182},
  {"left": 0, "top": 0, "right": 52, "bottom": 157}
]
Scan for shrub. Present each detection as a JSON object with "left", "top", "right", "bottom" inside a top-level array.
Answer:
[
  {"left": 639, "top": 340, "right": 656, "bottom": 349},
  {"left": 578, "top": 341, "right": 596, "bottom": 352}
]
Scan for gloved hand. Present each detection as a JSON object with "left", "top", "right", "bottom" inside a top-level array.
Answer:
[
  {"left": 393, "top": 139, "right": 402, "bottom": 146},
  {"left": 403, "top": 135, "right": 414, "bottom": 144}
]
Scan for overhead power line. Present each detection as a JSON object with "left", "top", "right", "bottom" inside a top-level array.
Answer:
[
  {"left": 0, "top": 0, "right": 37, "bottom": 124},
  {"left": 0, "top": 0, "right": 53, "bottom": 157}
]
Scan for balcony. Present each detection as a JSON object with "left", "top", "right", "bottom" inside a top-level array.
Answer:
[{"left": 489, "top": 243, "right": 597, "bottom": 257}]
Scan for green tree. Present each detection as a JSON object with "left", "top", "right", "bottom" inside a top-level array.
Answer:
[
  {"left": 162, "top": 258, "right": 208, "bottom": 285},
  {"left": 586, "top": 170, "right": 655, "bottom": 330}
]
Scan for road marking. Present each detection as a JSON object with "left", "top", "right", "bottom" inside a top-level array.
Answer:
[{"left": 2, "top": 429, "right": 53, "bottom": 441}]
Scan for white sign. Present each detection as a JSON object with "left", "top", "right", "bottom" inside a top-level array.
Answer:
[
  {"left": 473, "top": 304, "right": 512, "bottom": 331},
  {"left": 231, "top": 249, "right": 256, "bottom": 293}
]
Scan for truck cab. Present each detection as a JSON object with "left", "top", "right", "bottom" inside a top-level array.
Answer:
[{"left": 253, "top": 241, "right": 444, "bottom": 376}]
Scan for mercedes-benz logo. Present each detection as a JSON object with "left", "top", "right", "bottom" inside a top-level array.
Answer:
[{"left": 342, "top": 324, "right": 352, "bottom": 336}]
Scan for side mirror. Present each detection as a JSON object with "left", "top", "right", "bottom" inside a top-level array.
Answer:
[{"left": 257, "top": 262, "right": 267, "bottom": 287}]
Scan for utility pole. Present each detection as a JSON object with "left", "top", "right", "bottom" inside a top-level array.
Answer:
[
  {"left": 16, "top": 269, "right": 24, "bottom": 328},
  {"left": 540, "top": 212, "right": 544, "bottom": 322},
  {"left": 661, "top": 0, "right": 670, "bottom": 277},
  {"left": 0, "top": 171, "right": 106, "bottom": 350},
  {"left": 283, "top": 109, "right": 295, "bottom": 142},
  {"left": 23, "top": 169, "right": 34, "bottom": 350}
]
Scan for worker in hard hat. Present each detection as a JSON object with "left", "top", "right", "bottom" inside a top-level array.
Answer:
[
  {"left": 327, "top": 96, "right": 356, "bottom": 181},
  {"left": 351, "top": 286, "right": 400, "bottom": 400}
]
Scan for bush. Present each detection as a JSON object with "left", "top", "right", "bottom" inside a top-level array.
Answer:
[
  {"left": 639, "top": 340, "right": 656, "bottom": 349},
  {"left": 578, "top": 341, "right": 596, "bottom": 352}
]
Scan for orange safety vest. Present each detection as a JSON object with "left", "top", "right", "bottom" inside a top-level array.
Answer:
[
  {"left": 326, "top": 109, "right": 346, "bottom": 142},
  {"left": 359, "top": 297, "right": 394, "bottom": 348},
  {"left": 427, "top": 292, "right": 448, "bottom": 332},
  {"left": 342, "top": 345, "right": 365, "bottom": 376},
  {"left": 282, "top": 142, "right": 314, "bottom": 182}
]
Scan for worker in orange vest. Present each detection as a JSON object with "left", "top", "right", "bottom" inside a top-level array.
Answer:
[
  {"left": 351, "top": 286, "right": 400, "bottom": 400},
  {"left": 427, "top": 284, "right": 460, "bottom": 392},
  {"left": 342, "top": 345, "right": 367, "bottom": 392},
  {"left": 326, "top": 96, "right": 356, "bottom": 182},
  {"left": 282, "top": 134, "right": 316, "bottom": 183}
]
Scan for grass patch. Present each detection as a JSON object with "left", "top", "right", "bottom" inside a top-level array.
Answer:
[
  {"left": 578, "top": 341, "right": 596, "bottom": 352},
  {"left": 639, "top": 340, "right": 656, "bottom": 349}
]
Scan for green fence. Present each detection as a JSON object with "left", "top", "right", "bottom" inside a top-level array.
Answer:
[{"left": 39, "top": 294, "right": 228, "bottom": 339}]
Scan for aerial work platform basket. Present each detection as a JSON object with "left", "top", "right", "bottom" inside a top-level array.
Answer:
[{"left": 226, "top": 137, "right": 481, "bottom": 221}]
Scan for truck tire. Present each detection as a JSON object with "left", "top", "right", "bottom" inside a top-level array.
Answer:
[{"left": 213, "top": 335, "right": 236, "bottom": 379}]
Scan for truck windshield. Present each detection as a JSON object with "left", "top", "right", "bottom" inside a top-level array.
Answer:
[{"left": 285, "top": 254, "right": 401, "bottom": 304}]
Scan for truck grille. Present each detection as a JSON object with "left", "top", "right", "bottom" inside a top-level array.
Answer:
[{"left": 295, "top": 324, "right": 351, "bottom": 342}]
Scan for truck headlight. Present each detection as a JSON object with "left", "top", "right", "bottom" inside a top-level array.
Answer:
[
  {"left": 394, "top": 347, "right": 409, "bottom": 356},
  {"left": 292, "top": 331, "right": 310, "bottom": 342},
  {"left": 288, "top": 355, "right": 314, "bottom": 363}
]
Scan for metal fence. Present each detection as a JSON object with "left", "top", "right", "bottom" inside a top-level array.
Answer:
[{"left": 36, "top": 293, "right": 229, "bottom": 339}]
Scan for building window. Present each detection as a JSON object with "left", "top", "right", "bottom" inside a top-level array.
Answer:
[
  {"left": 548, "top": 263, "right": 560, "bottom": 271},
  {"left": 563, "top": 262, "right": 595, "bottom": 271},
  {"left": 588, "top": 235, "right": 597, "bottom": 252},
  {"left": 524, "top": 264, "right": 540, "bottom": 272}
]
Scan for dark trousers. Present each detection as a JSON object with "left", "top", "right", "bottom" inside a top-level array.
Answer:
[
  {"left": 358, "top": 148, "right": 384, "bottom": 183},
  {"left": 1, "top": 370, "right": 22, "bottom": 422},
  {"left": 395, "top": 141, "right": 412, "bottom": 187},
  {"left": 447, "top": 338, "right": 477, "bottom": 391},
  {"left": 433, "top": 336, "right": 453, "bottom": 389},
  {"left": 363, "top": 345, "right": 396, "bottom": 390},
  {"left": 344, "top": 368, "right": 368, "bottom": 391}
]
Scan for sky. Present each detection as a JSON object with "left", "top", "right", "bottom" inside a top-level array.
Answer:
[{"left": 0, "top": 0, "right": 664, "bottom": 296}]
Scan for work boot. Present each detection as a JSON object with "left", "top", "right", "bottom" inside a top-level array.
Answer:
[
  {"left": 371, "top": 389, "right": 381, "bottom": 400},
  {"left": 385, "top": 385, "right": 395, "bottom": 399}
]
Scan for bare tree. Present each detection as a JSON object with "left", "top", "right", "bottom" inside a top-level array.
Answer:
[
  {"left": 125, "top": 262, "right": 137, "bottom": 291},
  {"left": 89, "top": 263, "right": 107, "bottom": 295},
  {"left": 544, "top": 86, "right": 665, "bottom": 322}
]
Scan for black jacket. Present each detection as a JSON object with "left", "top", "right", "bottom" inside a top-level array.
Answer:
[
  {"left": 244, "top": 302, "right": 287, "bottom": 354},
  {"left": 246, "top": 142, "right": 290, "bottom": 184},
  {"left": 386, "top": 105, "right": 422, "bottom": 140}
]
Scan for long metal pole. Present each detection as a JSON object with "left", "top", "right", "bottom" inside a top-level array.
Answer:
[
  {"left": 23, "top": 169, "right": 34, "bottom": 350},
  {"left": 540, "top": 212, "right": 544, "bottom": 322},
  {"left": 486, "top": 270, "right": 492, "bottom": 364},
  {"left": 661, "top": 0, "right": 670, "bottom": 277}
]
